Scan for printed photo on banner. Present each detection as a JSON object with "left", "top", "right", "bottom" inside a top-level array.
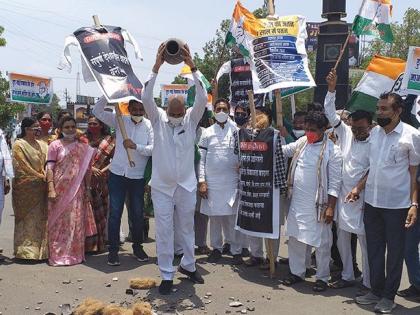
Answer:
[
  {"left": 8, "top": 72, "right": 53, "bottom": 104},
  {"left": 160, "top": 84, "right": 189, "bottom": 107},
  {"left": 401, "top": 46, "right": 420, "bottom": 95},
  {"left": 74, "top": 103, "right": 114, "bottom": 129}
]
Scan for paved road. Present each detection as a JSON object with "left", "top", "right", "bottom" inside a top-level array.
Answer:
[{"left": 0, "top": 195, "right": 419, "bottom": 315}]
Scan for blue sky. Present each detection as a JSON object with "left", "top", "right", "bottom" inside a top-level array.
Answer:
[{"left": 0, "top": 0, "right": 417, "bottom": 105}]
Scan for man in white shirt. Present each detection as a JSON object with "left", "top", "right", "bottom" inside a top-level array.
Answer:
[
  {"left": 93, "top": 97, "right": 153, "bottom": 266},
  {"left": 352, "top": 93, "right": 420, "bottom": 313},
  {"left": 281, "top": 110, "right": 342, "bottom": 292},
  {"left": 324, "top": 70, "right": 372, "bottom": 292},
  {"left": 198, "top": 99, "right": 242, "bottom": 265},
  {"left": 142, "top": 44, "right": 208, "bottom": 295}
]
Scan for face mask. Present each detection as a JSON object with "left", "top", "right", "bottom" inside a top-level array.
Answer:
[
  {"left": 131, "top": 115, "right": 143, "bottom": 123},
  {"left": 235, "top": 115, "right": 248, "bottom": 126},
  {"left": 306, "top": 131, "right": 320, "bottom": 144},
  {"left": 377, "top": 117, "right": 392, "bottom": 127},
  {"left": 168, "top": 116, "right": 183, "bottom": 127},
  {"left": 292, "top": 129, "right": 305, "bottom": 138},
  {"left": 62, "top": 132, "right": 76, "bottom": 140},
  {"left": 39, "top": 121, "right": 51, "bottom": 131},
  {"left": 215, "top": 111, "right": 229, "bottom": 123},
  {"left": 88, "top": 125, "right": 102, "bottom": 135}
]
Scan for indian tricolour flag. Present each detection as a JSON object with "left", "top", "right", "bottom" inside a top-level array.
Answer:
[
  {"left": 347, "top": 55, "right": 406, "bottom": 113},
  {"left": 225, "top": 1, "right": 261, "bottom": 58},
  {"left": 180, "top": 65, "right": 212, "bottom": 107},
  {"left": 352, "top": 0, "right": 393, "bottom": 43}
]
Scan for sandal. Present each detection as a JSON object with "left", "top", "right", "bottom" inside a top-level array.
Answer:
[
  {"left": 313, "top": 280, "right": 328, "bottom": 292},
  {"left": 330, "top": 279, "right": 354, "bottom": 289},
  {"left": 282, "top": 274, "right": 303, "bottom": 286}
]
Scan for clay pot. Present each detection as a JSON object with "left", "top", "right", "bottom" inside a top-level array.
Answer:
[{"left": 163, "top": 38, "right": 186, "bottom": 65}]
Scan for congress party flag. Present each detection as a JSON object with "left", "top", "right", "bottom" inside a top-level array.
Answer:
[
  {"left": 353, "top": 0, "right": 394, "bottom": 43},
  {"left": 401, "top": 46, "right": 420, "bottom": 95},
  {"left": 347, "top": 55, "right": 406, "bottom": 113},
  {"left": 225, "top": 1, "right": 262, "bottom": 58}
]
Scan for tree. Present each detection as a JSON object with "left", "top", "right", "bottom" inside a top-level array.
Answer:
[
  {"left": 0, "top": 26, "right": 6, "bottom": 47},
  {"left": 171, "top": 76, "right": 187, "bottom": 84},
  {"left": 34, "top": 94, "right": 63, "bottom": 120},
  {"left": 361, "top": 8, "right": 420, "bottom": 68}
]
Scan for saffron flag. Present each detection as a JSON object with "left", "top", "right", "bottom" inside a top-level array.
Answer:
[
  {"left": 352, "top": 0, "right": 393, "bottom": 43},
  {"left": 347, "top": 55, "right": 406, "bottom": 113}
]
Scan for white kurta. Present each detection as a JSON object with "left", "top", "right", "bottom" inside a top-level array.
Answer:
[
  {"left": 324, "top": 92, "right": 370, "bottom": 234},
  {"left": 199, "top": 121, "right": 238, "bottom": 216},
  {"left": 283, "top": 136, "right": 342, "bottom": 248}
]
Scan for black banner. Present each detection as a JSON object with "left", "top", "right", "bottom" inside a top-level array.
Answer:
[
  {"left": 74, "top": 25, "right": 142, "bottom": 102},
  {"left": 230, "top": 58, "right": 264, "bottom": 108},
  {"left": 237, "top": 128, "right": 274, "bottom": 235}
]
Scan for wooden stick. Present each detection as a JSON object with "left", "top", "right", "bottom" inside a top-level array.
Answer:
[
  {"left": 92, "top": 15, "right": 135, "bottom": 167},
  {"left": 247, "top": 90, "right": 256, "bottom": 129},
  {"left": 274, "top": 90, "right": 283, "bottom": 127},
  {"left": 333, "top": 33, "right": 351, "bottom": 71}
]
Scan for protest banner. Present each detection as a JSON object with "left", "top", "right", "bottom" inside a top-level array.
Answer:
[
  {"left": 235, "top": 127, "right": 280, "bottom": 240},
  {"left": 216, "top": 58, "right": 265, "bottom": 108},
  {"left": 8, "top": 72, "right": 53, "bottom": 104},
  {"left": 401, "top": 46, "right": 420, "bottom": 95},
  {"left": 160, "top": 84, "right": 189, "bottom": 107},
  {"left": 249, "top": 15, "right": 316, "bottom": 94}
]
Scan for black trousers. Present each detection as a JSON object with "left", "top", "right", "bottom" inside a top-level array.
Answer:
[
  {"left": 364, "top": 203, "right": 408, "bottom": 300},
  {"left": 331, "top": 223, "right": 358, "bottom": 270}
]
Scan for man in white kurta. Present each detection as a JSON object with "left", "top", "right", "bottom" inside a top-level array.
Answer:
[
  {"left": 282, "top": 110, "right": 342, "bottom": 291},
  {"left": 198, "top": 99, "right": 242, "bottom": 264},
  {"left": 142, "top": 44, "right": 208, "bottom": 295},
  {"left": 324, "top": 70, "right": 371, "bottom": 290}
]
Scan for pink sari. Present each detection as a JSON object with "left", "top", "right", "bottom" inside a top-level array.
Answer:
[{"left": 47, "top": 140, "right": 97, "bottom": 266}]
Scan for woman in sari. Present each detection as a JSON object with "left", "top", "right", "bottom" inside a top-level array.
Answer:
[
  {"left": 85, "top": 115, "right": 115, "bottom": 253},
  {"left": 12, "top": 117, "right": 48, "bottom": 260},
  {"left": 36, "top": 111, "right": 56, "bottom": 144},
  {"left": 47, "top": 116, "right": 97, "bottom": 266}
]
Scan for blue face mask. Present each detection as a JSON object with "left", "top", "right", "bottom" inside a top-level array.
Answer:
[{"left": 235, "top": 115, "right": 248, "bottom": 126}]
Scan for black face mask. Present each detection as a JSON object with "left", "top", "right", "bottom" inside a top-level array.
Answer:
[
  {"left": 377, "top": 117, "right": 392, "bottom": 127},
  {"left": 235, "top": 115, "right": 248, "bottom": 126}
]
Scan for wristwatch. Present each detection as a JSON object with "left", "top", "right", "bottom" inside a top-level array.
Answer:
[
  {"left": 411, "top": 202, "right": 419, "bottom": 209},
  {"left": 190, "top": 66, "right": 198, "bottom": 72}
]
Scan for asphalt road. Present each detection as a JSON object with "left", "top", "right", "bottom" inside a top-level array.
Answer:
[{"left": 0, "top": 195, "right": 419, "bottom": 315}]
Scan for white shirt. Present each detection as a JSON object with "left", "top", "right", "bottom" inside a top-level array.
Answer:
[
  {"left": 142, "top": 71, "right": 208, "bottom": 197},
  {"left": 92, "top": 97, "right": 153, "bottom": 179},
  {"left": 198, "top": 120, "right": 238, "bottom": 216},
  {"left": 324, "top": 91, "right": 370, "bottom": 234},
  {"left": 365, "top": 122, "right": 420, "bottom": 209}
]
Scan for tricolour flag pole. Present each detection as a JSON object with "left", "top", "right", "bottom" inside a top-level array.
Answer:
[{"left": 92, "top": 15, "right": 135, "bottom": 167}]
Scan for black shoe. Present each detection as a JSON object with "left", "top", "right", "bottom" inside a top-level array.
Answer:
[
  {"left": 397, "top": 285, "right": 420, "bottom": 298},
  {"left": 178, "top": 266, "right": 204, "bottom": 284},
  {"left": 232, "top": 254, "right": 244, "bottom": 265},
  {"left": 279, "top": 257, "right": 289, "bottom": 265},
  {"left": 133, "top": 246, "right": 149, "bottom": 262},
  {"left": 158, "top": 280, "right": 173, "bottom": 295},
  {"left": 222, "top": 243, "right": 231, "bottom": 255},
  {"left": 207, "top": 249, "right": 222, "bottom": 263},
  {"left": 107, "top": 252, "right": 120, "bottom": 266},
  {"left": 313, "top": 280, "right": 328, "bottom": 292},
  {"left": 244, "top": 256, "right": 264, "bottom": 267},
  {"left": 241, "top": 248, "right": 250, "bottom": 257}
]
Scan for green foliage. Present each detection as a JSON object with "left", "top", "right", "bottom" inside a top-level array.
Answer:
[
  {"left": 361, "top": 8, "right": 420, "bottom": 68},
  {"left": 34, "top": 94, "right": 63, "bottom": 121},
  {"left": 171, "top": 76, "right": 187, "bottom": 84},
  {"left": 0, "top": 26, "right": 6, "bottom": 47},
  {"left": 0, "top": 72, "right": 26, "bottom": 129}
]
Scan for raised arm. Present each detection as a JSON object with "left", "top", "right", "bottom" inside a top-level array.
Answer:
[
  {"left": 92, "top": 96, "right": 116, "bottom": 128},
  {"left": 142, "top": 43, "right": 166, "bottom": 124}
]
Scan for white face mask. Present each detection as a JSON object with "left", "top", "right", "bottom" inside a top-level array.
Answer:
[
  {"left": 292, "top": 129, "right": 305, "bottom": 138},
  {"left": 62, "top": 132, "right": 76, "bottom": 140},
  {"left": 168, "top": 116, "right": 184, "bottom": 127},
  {"left": 131, "top": 115, "right": 143, "bottom": 123},
  {"left": 214, "top": 111, "right": 229, "bottom": 123}
]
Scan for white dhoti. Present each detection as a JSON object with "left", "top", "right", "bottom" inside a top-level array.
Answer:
[
  {"left": 152, "top": 185, "right": 196, "bottom": 280},
  {"left": 209, "top": 215, "right": 241, "bottom": 255},
  {"left": 289, "top": 223, "right": 332, "bottom": 282}
]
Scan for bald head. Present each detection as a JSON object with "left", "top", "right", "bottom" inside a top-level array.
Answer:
[{"left": 167, "top": 95, "right": 186, "bottom": 118}]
